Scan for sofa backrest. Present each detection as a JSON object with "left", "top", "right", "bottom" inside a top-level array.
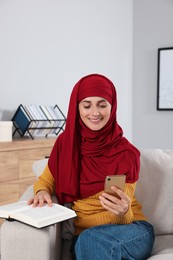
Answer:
[{"left": 135, "top": 149, "right": 173, "bottom": 236}]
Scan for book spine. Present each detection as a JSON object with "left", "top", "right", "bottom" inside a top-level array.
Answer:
[
  {"left": 40, "top": 105, "right": 55, "bottom": 136},
  {"left": 12, "top": 105, "right": 31, "bottom": 136}
]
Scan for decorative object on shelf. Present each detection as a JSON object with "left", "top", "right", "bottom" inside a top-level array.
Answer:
[
  {"left": 157, "top": 47, "right": 173, "bottom": 110},
  {"left": 0, "top": 121, "right": 13, "bottom": 142},
  {"left": 12, "top": 104, "right": 66, "bottom": 139}
]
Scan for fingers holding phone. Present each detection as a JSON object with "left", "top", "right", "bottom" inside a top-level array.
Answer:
[
  {"left": 99, "top": 175, "right": 130, "bottom": 215},
  {"left": 104, "top": 175, "right": 126, "bottom": 198}
]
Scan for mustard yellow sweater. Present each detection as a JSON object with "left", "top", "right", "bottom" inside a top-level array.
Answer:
[{"left": 34, "top": 164, "right": 147, "bottom": 235}]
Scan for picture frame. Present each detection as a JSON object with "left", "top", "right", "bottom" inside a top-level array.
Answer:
[{"left": 157, "top": 47, "right": 173, "bottom": 110}]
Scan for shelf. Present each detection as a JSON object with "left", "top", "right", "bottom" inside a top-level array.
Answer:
[{"left": 12, "top": 104, "right": 66, "bottom": 139}]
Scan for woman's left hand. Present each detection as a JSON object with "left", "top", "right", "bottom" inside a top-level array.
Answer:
[{"left": 99, "top": 186, "right": 130, "bottom": 216}]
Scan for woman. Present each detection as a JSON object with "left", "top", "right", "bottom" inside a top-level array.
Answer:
[{"left": 28, "top": 74, "right": 155, "bottom": 259}]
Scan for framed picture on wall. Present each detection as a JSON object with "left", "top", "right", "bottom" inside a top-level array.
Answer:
[{"left": 157, "top": 47, "right": 173, "bottom": 110}]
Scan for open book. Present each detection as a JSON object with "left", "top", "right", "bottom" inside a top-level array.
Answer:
[{"left": 0, "top": 201, "right": 76, "bottom": 228}]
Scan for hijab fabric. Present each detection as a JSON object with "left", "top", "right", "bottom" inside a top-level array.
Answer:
[{"left": 48, "top": 74, "right": 140, "bottom": 204}]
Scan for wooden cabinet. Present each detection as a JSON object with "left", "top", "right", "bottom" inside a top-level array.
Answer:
[{"left": 0, "top": 138, "right": 56, "bottom": 206}]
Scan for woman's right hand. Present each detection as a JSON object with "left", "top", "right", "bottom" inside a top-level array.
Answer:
[{"left": 27, "top": 190, "right": 53, "bottom": 207}]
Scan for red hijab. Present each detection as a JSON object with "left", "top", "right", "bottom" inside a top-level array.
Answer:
[{"left": 48, "top": 74, "right": 140, "bottom": 204}]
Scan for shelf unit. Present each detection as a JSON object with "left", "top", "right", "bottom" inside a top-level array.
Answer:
[
  {"left": 12, "top": 104, "right": 66, "bottom": 139},
  {"left": 0, "top": 138, "right": 56, "bottom": 207}
]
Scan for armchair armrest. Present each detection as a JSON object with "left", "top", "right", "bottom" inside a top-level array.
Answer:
[
  {"left": 1, "top": 220, "right": 62, "bottom": 260},
  {"left": 0, "top": 185, "right": 62, "bottom": 260}
]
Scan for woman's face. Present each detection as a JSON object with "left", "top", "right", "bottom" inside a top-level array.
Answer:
[{"left": 78, "top": 96, "right": 112, "bottom": 131}]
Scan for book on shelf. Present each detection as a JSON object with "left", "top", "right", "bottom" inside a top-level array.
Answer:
[
  {"left": 48, "top": 105, "right": 61, "bottom": 127},
  {"left": 0, "top": 200, "right": 76, "bottom": 228},
  {"left": 32, "top": 105, "right": 50, "bottom": 136},
  {"left": 29, "top": 105, "right": 44, "bottom": 128},
  {"left": 24, "top": 105, "right": 38, "bottom": 136},
  {"left": 12, "top": 106, "right": 31, "bottom": 135},
  {"left": 40, "top": 105, "right": 56, "bottom": 136}
]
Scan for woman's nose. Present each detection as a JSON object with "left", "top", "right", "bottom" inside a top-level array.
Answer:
[{"left": 92, "top": 107, "right": 99, "bottom": 116}]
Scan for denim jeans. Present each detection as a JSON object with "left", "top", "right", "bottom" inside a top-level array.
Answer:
[{"left": 72, "top": 221, "right": 155, "bottom": 260}]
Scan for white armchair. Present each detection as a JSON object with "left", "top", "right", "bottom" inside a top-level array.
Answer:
[{"left": 1, "top": 149, "right": 173, "bottom": 259}]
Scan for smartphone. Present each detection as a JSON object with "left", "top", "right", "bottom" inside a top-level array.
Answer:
[{"left": 104, "top": 175, "right": 126, "bottom": 197}]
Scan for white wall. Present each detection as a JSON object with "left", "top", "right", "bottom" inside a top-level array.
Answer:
[
  {"left": 0, "top": 0, "right": 133, "bottom": 140},
  {"left": 133, "top": 0, "right": 173, "bottom": 149}
]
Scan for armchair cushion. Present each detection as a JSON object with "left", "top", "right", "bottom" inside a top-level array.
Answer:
[
  {"left": 135, "top": 149, "right": 173, "bottom": 235},
  {"left": 32, "top": 158, "right": 48, "bottom": 178}
]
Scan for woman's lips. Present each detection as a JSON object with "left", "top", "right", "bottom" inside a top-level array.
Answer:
[{"left": 89, "top": 118, "right": 102, "bottom": 124}]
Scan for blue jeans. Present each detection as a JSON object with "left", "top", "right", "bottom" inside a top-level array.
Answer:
[{"left": 72, "top": 221, "right": 155, "bottom": 260}]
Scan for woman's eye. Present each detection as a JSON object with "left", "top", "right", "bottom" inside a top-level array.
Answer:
[
  {"left": 99, "top": 104, "right": 107, "bottom": 108},
  {"left": 84, "top": 106, "right": 90, "bottom": 109}
]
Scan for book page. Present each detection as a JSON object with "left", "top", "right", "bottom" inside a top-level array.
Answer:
[
  {"left": 0, "top": 201, "right": 29, "bottom": 218},
  {"left": 0, "top": 201, "right": 76, "bottom": 228},
  {"left": 11, "top": 203, "right": 77, "bottom": 228}
]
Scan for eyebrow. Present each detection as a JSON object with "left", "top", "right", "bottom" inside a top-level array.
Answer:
[{"left": 81, "top": 99, "right": 107, "bottom": 104}]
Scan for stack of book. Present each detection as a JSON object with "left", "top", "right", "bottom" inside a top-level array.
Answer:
[{"left": 12, "top": 104, "right": 66, "bottom": 139}]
